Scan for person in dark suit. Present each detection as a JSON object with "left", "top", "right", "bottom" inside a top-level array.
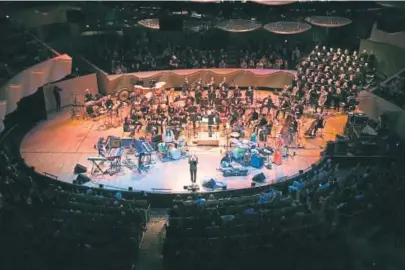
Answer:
[
  {"left": 53, "top": 86, "right": 62, "bottom": 111},
  {"left": 207, "top": 111, "right": 215, "bottom": 137},
  {"left": 189, "top": 154, "right": 198, "bottom": 184}
]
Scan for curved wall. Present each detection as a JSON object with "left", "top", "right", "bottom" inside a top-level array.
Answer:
[
  {"left": 104, "top": 69, "right": 296, "bottom": 95},
  {"left": 0, "top": 54, "right": 72, "bottom": 132},
  {"left": 369, "top": 23, "right": 405, "bottom": 50}
]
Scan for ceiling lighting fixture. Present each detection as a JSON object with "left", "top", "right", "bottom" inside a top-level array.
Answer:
[
  {"left": 215, "top": 19, "right": 261, "bottom": 33},
  {"left": 138, "top": 18, "right": 159, "bottom": 29},
  {"left": 264, "top": 21, "right": 312, "bottom": 35},
  {"left": 305, "top": 16, "right": 352, "bottom": 28}
]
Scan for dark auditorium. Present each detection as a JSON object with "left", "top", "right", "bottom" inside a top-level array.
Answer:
[{"left": 1, "top": 1, "right": 405, "bottom": 270}]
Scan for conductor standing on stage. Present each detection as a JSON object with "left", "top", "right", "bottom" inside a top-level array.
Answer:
[
  {"left": 189, "top": 154, "right": 198, "bottom": 184},
  {"left": 53, "top": 86, "right": 62, "bottom": 112}
]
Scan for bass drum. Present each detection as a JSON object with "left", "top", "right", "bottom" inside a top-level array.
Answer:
[
  {"left": 117, "top": 89, "right": 130, "bottom": 102},
  {"left": 169, "top": 148, "right": 182, "bottom": 160}
]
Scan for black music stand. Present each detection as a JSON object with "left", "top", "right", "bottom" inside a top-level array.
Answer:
[{"left": 89, "top": 160, "right": 106, "bottom": 175}]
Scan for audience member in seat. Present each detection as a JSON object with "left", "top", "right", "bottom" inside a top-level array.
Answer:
[
  {"left": 195, "top": 195, "right": 206, "bottom": 206},
  {"left": 115, "top": 191, "right": 122, "bottom": 200},
  {"left": 289, "top": 180, "right": 304, "bottom": 193}
]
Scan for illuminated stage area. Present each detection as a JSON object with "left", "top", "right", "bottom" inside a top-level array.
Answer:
[{"left": 21, "top": 91, "right": 347, "bottom": 193}]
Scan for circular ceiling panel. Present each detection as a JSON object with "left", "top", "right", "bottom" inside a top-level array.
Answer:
[
  {"left": 138, "top": 18, "right": 159, "bottom": 30},
  {"left": 305, "top": 16, "right": 352, "bottom": 28},
  {"left": 249, "top": 0, "right": 297, "bottom": 5},
  {"left": 215, "top": 19, "right": 261, "bottom": 33},
  {"left": 264, "top": 21, "right": 312, "bottom": 35}
]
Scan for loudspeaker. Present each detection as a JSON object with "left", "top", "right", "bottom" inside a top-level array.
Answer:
[
  {"left": 76, "top": 174, "right": 91, "bottom": 184},
  {"left": 74, "top": 164, "right": 87, "bottom": 174},
  {"left": 152, "top": 135, "right": 163, "bottom": 143},
  {"left": 252, "top": 172, "right": 266, "bottom": 183}
]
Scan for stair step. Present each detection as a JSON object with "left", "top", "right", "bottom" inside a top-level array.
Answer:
[{"left": 135, "top": 216, "right": 168, "bottom": 270}]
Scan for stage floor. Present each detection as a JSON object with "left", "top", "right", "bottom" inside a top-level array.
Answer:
[{"left": 21, "top": 100, "right": 347, "bottom": 193}]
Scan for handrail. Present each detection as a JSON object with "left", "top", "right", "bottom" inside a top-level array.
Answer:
[
  {"left": 79, "top": 56, "right": 109, "bottom": 76},
  {"left": 25, "top": 31, "right": 61, "bottom": 57}
]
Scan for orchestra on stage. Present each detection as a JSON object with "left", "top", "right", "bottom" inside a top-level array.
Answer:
[{"left": 80, "top": 46, "right": 364, "bottom": 175}]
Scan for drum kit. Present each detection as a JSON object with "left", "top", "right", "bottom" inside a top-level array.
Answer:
[
  {"left": 224, "top": 134, "right": 258, "bottom": 166},
  {"left": 157, "top": 137, "right": 189, "bottom": 161}
]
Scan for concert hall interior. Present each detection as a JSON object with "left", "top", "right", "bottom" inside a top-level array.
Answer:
[{"left": 1, "top": 2, "right": 405, "bottom": 270}]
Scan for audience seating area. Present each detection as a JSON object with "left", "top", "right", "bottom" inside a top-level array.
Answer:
[
  {"left": 163, "top": 157, "right": 404, "bottom": 270},
  {"left": 0, "top": 24, "right": 56, "bottom": 85},
  {"left": 76, "top": 31, "right": 300, "bottom": 74},
  {"left": 374, "top": 68, "right": 405, "bottom": 109},
  {"left": 0, "top": 127, "right": 151, "bottom": 270}
]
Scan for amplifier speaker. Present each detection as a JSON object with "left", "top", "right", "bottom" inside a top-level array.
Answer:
[
  {"left": 252, "top": 172, "right": 266, "bottom": 183},
  {"left": 76, "top": 174, "right": 91, "bottom": 184},
  {"left": 74, "top": 164, "right": 87, "bottom": 174},
  {"left": 152, "top": 135, "right": 163, "bottom": 143}
]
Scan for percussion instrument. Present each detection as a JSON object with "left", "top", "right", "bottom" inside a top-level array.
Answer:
[
  {"left": 231, "top": 138, "right": 241, "bottom": 145},
  {"left": 230, "top": 132, "right": 240, "bottom": 139},
  {"left": 242, "top": 140, "right": 257, "bottom": 149},
  {"left": 169, "top": 148, "right": 182, "bottom": 160},
  {"left": 167, "top": 143, "right": 176, "bottom": 149},
  {"left": 117, "top": 89, "right": 130, "bottom": 102},
  {"left": 158, "top": 143, "right": 167, "bottom": 153},
  {"left": 145, "top": 91, "right": 153, "bottom": 102},
  {"left": 250, "top": 133, "right": 257, "bottom": 143},
  {"left": 232, "top": 146, "right": 247, "bottom": 160},
  {"left": 178, "top": 136, "right": 186, "bottom": 148}
]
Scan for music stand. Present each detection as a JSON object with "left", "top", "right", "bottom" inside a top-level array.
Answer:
[{"left": 89, "top": 160, "right": 106, "bottom": 175}]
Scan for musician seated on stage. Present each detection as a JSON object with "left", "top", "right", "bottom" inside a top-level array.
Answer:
[
  {"left": 129, "top": 112, "right": 143, "bottom": 132},
  {"left": 85, "top": 89, "right": 94, "bottom": 102},
  {"left": 104, "top": 95, "right": 114, "bottom": 110},
  {"left": 249, "top": 109, "right": 259, "bottom": 127}
]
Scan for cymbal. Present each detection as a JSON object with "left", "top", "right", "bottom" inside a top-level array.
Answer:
[{"left": 229, "top": 132, "right": 240, "bottom": 138}]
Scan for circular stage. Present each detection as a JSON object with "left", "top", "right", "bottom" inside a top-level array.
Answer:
[{"left": 21, "top": 92, "right": 347, "bottom": 193}]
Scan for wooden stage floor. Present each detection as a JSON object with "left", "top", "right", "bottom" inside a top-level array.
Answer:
[{"left": 21, "top": 104, "right": 347, "bottom": 193}]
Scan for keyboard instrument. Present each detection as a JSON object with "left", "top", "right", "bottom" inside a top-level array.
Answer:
[
  {"left": 107, "top": 148, "right": 124, "bottom": 160},
  {"left": 88, "top": 157, "right": 107, "bottom": 162},
  {"left": 142, "top": 141, "right": 155, "bottom": 153}
]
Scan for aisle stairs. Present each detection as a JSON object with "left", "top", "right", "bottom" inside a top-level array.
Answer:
[
  {"left": 134, "top": 210, "right": 168, "bottom": 270},
  {"left": 225, "top": 43, "right": 240, "bottom": 67}
]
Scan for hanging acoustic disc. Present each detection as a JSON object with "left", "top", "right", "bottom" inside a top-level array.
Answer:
[
  {"left": 263, "top": 21, "right": 312, "bottom": 35},
  {"left": 249, "top": 0, "right": 296, "bottom": 5},
  {"left": 215, "top": 19, "right": 261, "bottom": 33},
  {"left": 305, "top": 16, "right": 352, "bottom": 28},
  {"left": 138, "top": 18, "right": 160, "bottom": 30}
]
